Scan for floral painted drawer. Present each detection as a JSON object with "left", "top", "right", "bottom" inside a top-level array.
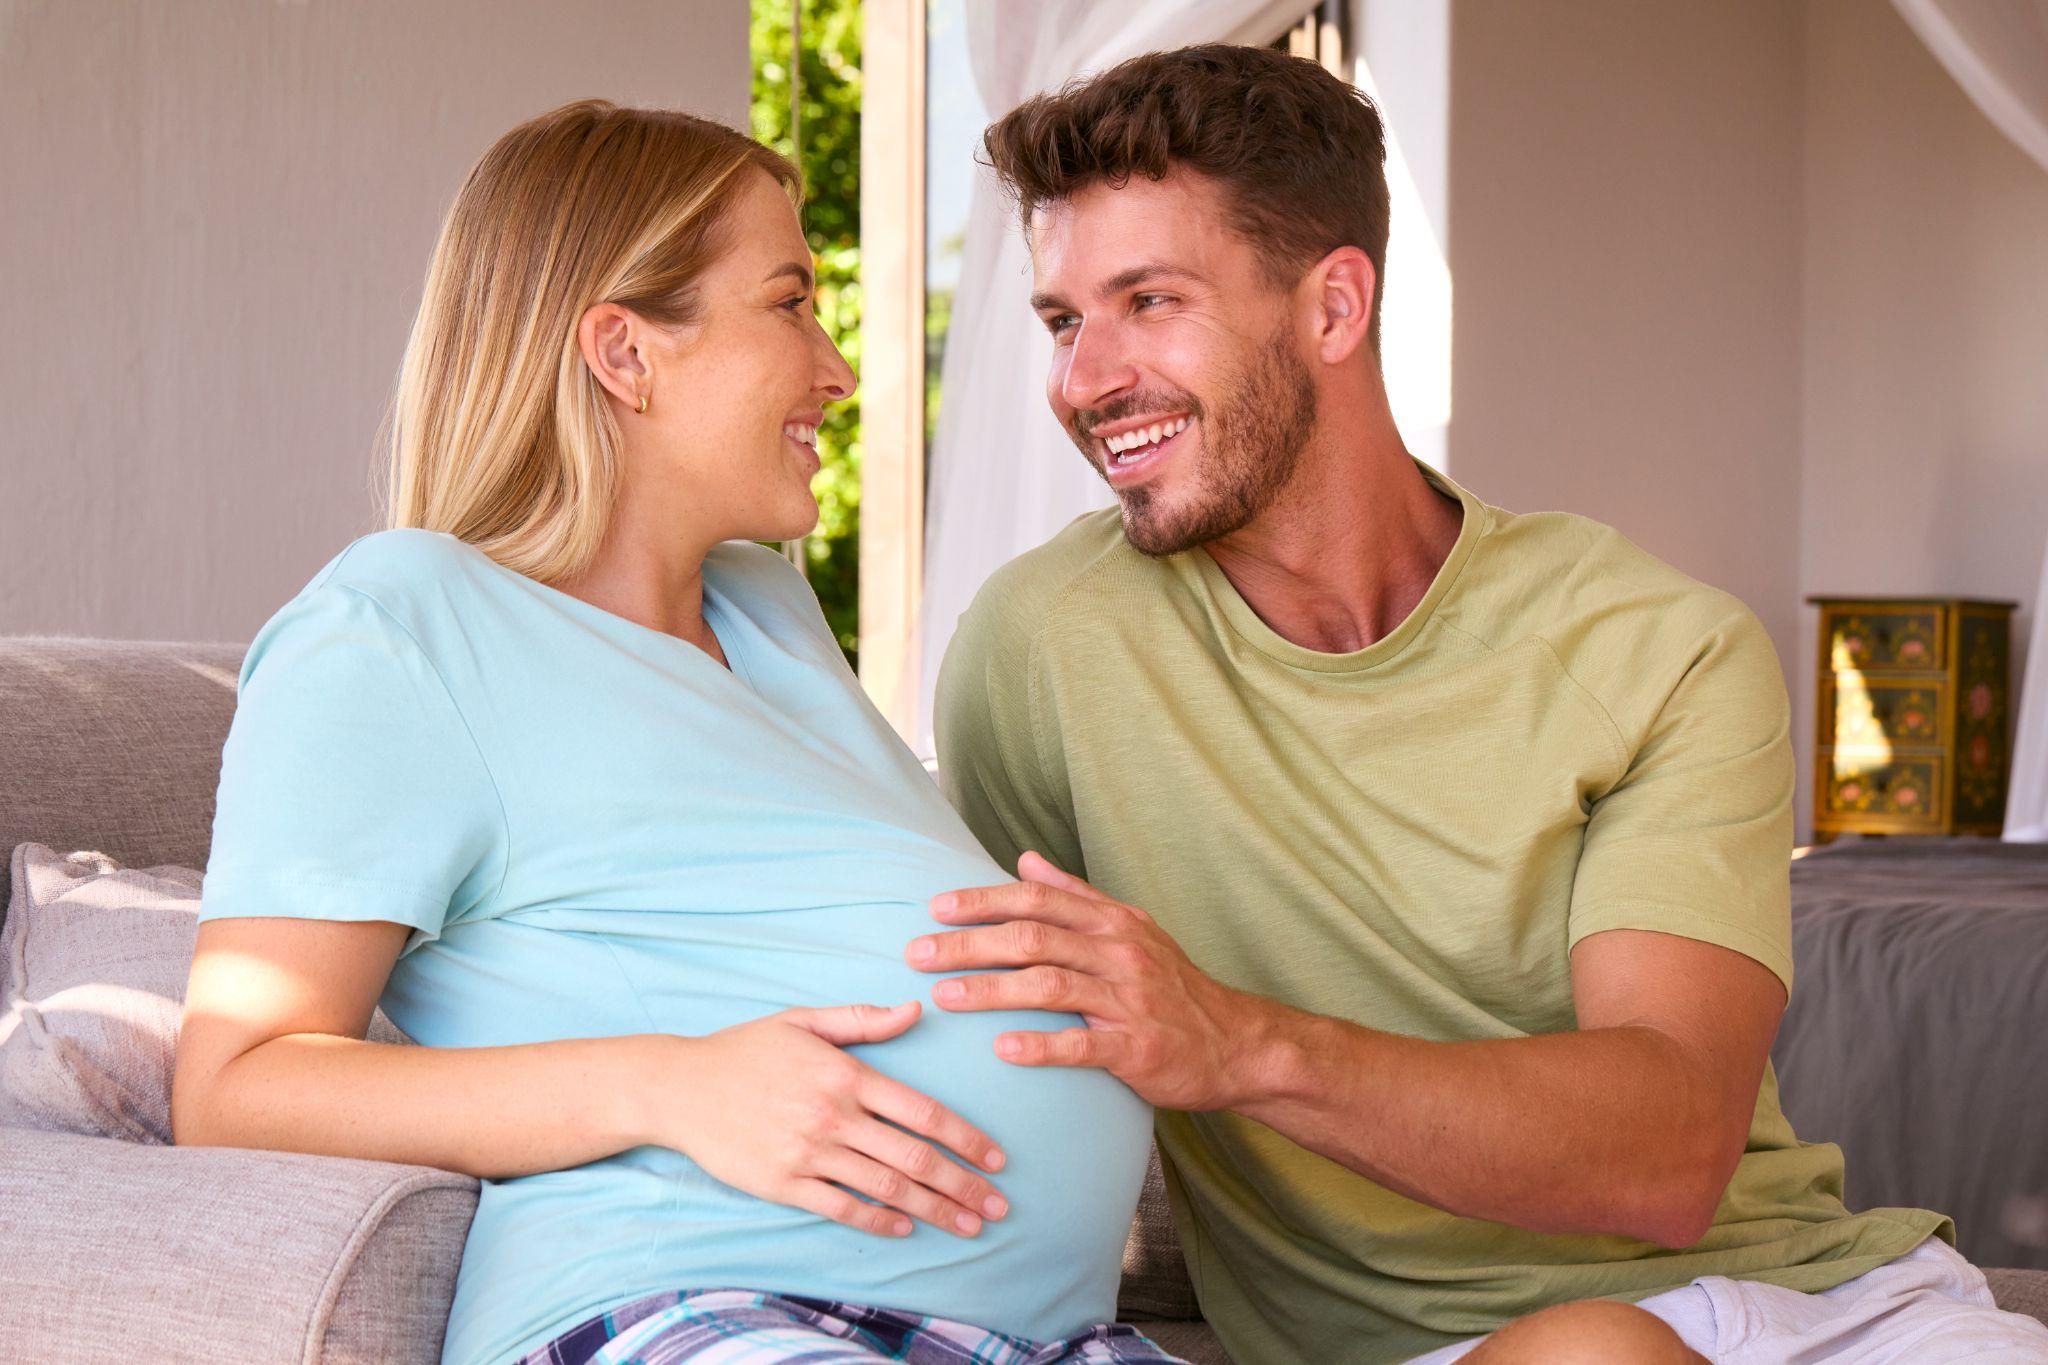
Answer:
[
  {"left": 1821, "top": 754, "right": 1945, "bottom": 826},
  {"left": 1827, "top": 678, "right": 1946, "bottom": 751},
  {"left": 1808, "top": 596, "right": 2016, "bottom": 839},
  {"left": 1824, "top": 607, "right": 1945, "bottom": 672}
]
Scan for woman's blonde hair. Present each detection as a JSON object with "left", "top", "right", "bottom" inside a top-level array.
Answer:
[{"left": 380, "top": 100, "right": 800, "bottom": 582}]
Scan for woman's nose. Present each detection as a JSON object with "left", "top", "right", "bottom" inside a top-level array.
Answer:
[{"left": 817, "top": 328, "right": 857, "bottom": 402}]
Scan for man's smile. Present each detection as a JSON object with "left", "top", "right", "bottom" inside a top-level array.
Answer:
[{"left": 1088, "top": 413, "right": 1192, "bottom": 485}]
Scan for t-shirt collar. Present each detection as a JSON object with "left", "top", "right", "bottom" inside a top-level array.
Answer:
[{"left": 1187, "top": 458, "right": 1489, "bottom": 674}]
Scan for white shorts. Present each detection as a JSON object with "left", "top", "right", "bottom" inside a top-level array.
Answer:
[{"left": 1406, "top": 1237, "right": 2048, "bottom": 1363}]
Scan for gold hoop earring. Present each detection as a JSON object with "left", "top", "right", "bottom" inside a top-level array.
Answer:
[{"left": 635, "top": 391, "right": 649, "bottom": 415}]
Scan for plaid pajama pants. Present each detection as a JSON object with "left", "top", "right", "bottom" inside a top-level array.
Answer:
[{"left": 517, "top": 1288, "right": 1187, "bottom": 1365}]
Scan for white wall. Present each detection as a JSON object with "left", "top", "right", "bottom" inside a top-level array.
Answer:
[
  {"left": 0, "top": 0, "right": 747, "bottom": 643},
  {"left": 1799, "top": 0, "right": 2048, "bottom": 832},
  {"left": 1442, "top": 0, "right": 2048, "bottom": 841},
  {"left": 1445, "top": 0, "right": 1808, "bottom": 714}
]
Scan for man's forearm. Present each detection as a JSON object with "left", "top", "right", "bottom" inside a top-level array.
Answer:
[
  {"left": 1227, "top": 996, "right": 1738, "bottom": 1248},
  {"left": 917, "top": 863, "right": 1780, "bottom": 1249}
]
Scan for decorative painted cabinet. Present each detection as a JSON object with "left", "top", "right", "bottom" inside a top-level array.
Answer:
[{"left": 1809, "top": 596, "right": 2017, "bottom": 840}]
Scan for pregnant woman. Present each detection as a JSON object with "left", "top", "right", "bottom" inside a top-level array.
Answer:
[{"left": 169, "top": 101, "right": 1161, "bottom": 1365}]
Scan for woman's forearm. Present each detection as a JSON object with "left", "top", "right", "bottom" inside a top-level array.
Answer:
[
  {"left": 173, "top": 1030, "right": 666, "bottom": 1179},
  {"left": 173, "top": 1002, "right": 1011, "bottom": 1239}
]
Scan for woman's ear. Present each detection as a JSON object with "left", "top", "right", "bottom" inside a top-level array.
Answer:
[{"left": 578, "top": 302, "right": 651, "bottom": 411}]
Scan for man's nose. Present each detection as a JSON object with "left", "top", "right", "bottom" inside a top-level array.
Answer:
[{"left": 1059, "top": 323, "right": 1137, "bottom": 412}]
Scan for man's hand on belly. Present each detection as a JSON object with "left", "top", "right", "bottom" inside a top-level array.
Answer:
[
  {"left": 907, "top": 852, "right": 1282, "bottom": 1110},
  {"left": 922, "top": 859, "right": 1787, "bottom": 1247}
]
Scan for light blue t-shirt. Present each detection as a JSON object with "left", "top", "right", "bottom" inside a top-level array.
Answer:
[{"left": 199, "top": 529, "right": 1151, "bottom": 1365}]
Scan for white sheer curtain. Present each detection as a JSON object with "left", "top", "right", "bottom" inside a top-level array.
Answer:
[
  {"left": 2007, "top": 546, "right": 2048, "bottom": 841},
  {"left": 1889, "top": 1, "right": 2048, "bottom": 837},
  {"left": 1893, "top": 0, "right": 2048, "bottom": 172},
  {"left": 912, "top": 0, "right": 1309, "bottom": 756}
]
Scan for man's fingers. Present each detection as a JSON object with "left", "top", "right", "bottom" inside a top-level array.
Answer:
[
  {"left": 793, "top": 1001, "right": 921, "bottom": 1046},
  {"left": 856, "top": 1069, "right": 1008, "bottom": 1174},
  {"left": 784, "top": 1176, "right": 913, "bottom": 1238},
  {"left": 930, "top": 963, "right": 1117, "bottom": 1017},
  {"left": 1018, "top": 850, "right": 1155, "bottom": 924},
  {"left": 814, "top": 1148, "right": 988, "bottom": 1237},
  {"left": 907, "top": 920, "right": 1106, "bottom": 974},
  {"left": 1016, "top": 850, "right": 1115, "bottom": 903},
  {"left": 995, "top": 1027, "right": 1123, "bottom": 1070},
  {"left": 930, "top": 878, "right": 1104, "bottom": 930}
]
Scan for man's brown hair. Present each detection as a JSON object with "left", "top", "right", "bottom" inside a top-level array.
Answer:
[{"left": 983, "top": 44, "right": 1392, "bottom": 352}]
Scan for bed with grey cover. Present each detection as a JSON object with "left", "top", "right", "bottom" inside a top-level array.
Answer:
[{"left": 1775, "top": 836, "right": 2048, "bottom": 1271}]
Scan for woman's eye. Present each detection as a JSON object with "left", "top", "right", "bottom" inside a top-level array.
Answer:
[{"left": 780, "top": 293, "right": 810, "bottom": 312}]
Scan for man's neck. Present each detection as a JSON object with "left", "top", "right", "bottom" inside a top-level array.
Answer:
[{"left": 1202, "top": 429, "right": 1464, "bottom": 656}]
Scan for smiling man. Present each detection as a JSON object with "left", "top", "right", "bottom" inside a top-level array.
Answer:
[{"left": 920, "top": 43, "right": 2047, "bottom": 1365}]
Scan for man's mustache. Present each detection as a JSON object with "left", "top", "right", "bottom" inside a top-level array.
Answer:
[{"left": 1071, "top": 392, "right": 1204, "bottom": 440}]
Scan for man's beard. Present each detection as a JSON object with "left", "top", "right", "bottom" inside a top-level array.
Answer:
[{"left": 1069, "top": 323, "right": 1317, "bottom": 557}]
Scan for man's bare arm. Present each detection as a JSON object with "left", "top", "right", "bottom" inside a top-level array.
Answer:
[{"left": 909, "top": 853, "right": 1784, "bottom": 1249}]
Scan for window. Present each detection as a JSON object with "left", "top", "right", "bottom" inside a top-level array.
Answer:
[{"left": 855, "top": 2, "right": 1350, "bottom": 739}]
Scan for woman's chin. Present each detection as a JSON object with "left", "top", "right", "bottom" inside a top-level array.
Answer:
[
  {"left": 731, "top": 487, "right": 820, "bottom": 548},
  {"left": 766, "top": 500, "right": 821, "bottom": 546}
]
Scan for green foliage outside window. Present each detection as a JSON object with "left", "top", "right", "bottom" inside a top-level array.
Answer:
[{"left": 752, "top": 0, "right": 863, "bottom": 667}]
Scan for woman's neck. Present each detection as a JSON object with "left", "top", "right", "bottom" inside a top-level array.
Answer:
[{"left": 551, "top": 532, "right": 728, "bottom": 666}]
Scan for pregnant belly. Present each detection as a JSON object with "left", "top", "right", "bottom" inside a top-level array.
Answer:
[
  {"left": 750, "top": 919, "right": 1155, "bottom": 1255},
  {"left": 605, "top": 907, "right": 1153, "bottom": 1337}
]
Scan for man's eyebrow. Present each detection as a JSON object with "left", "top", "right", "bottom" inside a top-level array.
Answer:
[
  {"left": 1031, "top": 263, "right": 1206, "bottom": 313},
  {"left": 765, "top": 261, "right": 814, "bottom": 290}
]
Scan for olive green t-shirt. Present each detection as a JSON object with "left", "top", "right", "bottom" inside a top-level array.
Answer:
[{"left": 934, "top": 462, "right": 1948, "bottom": 1364}]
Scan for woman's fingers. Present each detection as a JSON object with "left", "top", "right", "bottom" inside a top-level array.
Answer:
[
  {"left": 782, "top": 1176, "right": 913, "bottom": 1238},
  {"left": 815, "top": 1146, "right": 990, "bottom": 1237},
  {"left": 679, "top": 1009, "right": 1010, "bottom": 1240},
  {"left": 856, "top": 1066, "right": 1007, "bottom": 1174},
  {"left": 791, "top": 1000, "right": 922, "bottom": 1046},
  {"left": 842, "top": 1117, "right": 1009, "bottom": 1226}
]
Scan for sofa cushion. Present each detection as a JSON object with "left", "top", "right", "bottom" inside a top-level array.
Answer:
[
  {"left": 1136, "top": 1320, "right": 1233, "bottom": 1364},
  {"left": 1120, "top": 1144, "right": 1202, "bottom": 1321},
  {"left": 0, "top": 639, "right": 246, "bottom": 933},
  {"left": 1988, "top": 1268, "right": 2048, "bottom": 1328},
  {"left": 0, "top": 842, "right": 404, "bottom": 1144},
  {"left": 0, "top": 1125, "right": 478, "bottom": 1364}
]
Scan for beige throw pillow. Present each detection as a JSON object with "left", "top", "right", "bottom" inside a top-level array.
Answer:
[{"left": 0, "top": 841, "right": 405, "bottom": 1144}]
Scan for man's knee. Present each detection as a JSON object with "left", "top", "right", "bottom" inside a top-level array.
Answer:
[{"left": 1461, "top": 1299, "right": 1707, "bottom": 1365}]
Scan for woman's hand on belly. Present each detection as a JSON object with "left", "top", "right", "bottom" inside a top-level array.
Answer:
[{"left": 637, "top": 1001, "right": 1012, "bottom": 1239}]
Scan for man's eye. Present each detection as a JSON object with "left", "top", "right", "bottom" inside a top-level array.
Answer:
[
  {"left": 1045, "top": 314, "right": 1079, "bottom": 337},
  {"left": 1135, "top": 294, "right": 1171, "bottom": 311}
]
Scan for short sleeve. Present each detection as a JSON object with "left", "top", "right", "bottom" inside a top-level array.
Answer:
[
  {"left": 934, "top": 580, "right": 1087, "bottom": 879},
  {"left": 199, "top": 580, "right": 506, "bottom": 954},
  {"left": 1567, "top": 608, "right": 1797, "bottom": 993}
]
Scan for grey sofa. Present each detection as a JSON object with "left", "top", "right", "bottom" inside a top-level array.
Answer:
[{"left": 1, "top": 637, "right": 2043, "bottom": 1363}]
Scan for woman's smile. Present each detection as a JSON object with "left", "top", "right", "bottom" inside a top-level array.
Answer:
[{"left": 784, "top": 415, "right": 823, "bottom": 478}]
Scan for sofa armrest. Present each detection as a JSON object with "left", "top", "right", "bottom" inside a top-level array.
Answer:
[
  {"left": 1985, "top": 1268, "right": 2048, "bottom": 1329},
  {"left": 0, "top": 1126, "right": 479, "bottom": 1364}
]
